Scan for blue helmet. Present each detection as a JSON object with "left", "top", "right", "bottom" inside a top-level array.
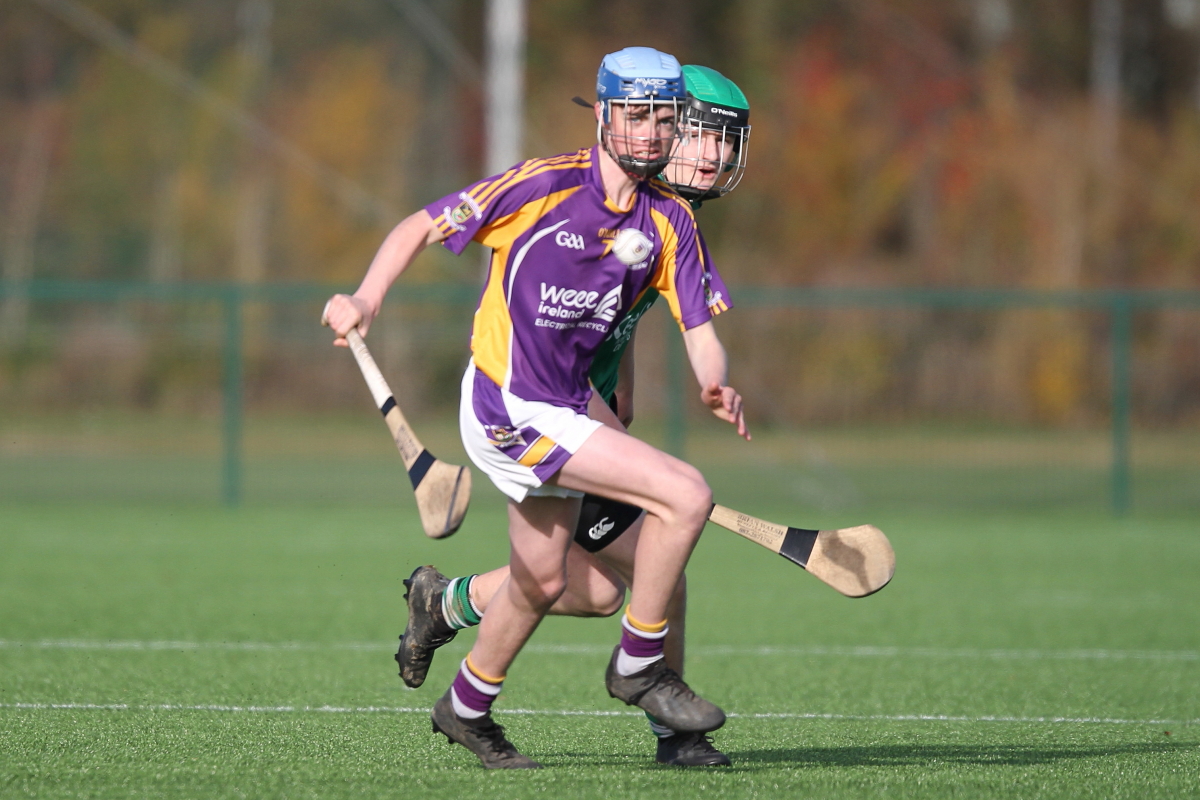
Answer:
[
  {"left": 595, "top": 47, "right": 685, "bottom": 178},
  {"left": 597, "top": 47, "right": 685, "bottom": 119}
]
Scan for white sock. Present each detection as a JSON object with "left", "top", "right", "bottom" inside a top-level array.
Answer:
[{"left": 616, "top": 649, "right": 662, "bottom": 676}]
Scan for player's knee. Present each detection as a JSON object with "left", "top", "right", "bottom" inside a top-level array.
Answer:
[
  {"left": 564, "top": 567, "right": 625, "bottom": 617},
  {"left": 673, "top": 467, "right": 712, "bottom": 533},
  {"left": 513, "top": 569, "right": 567, "bottom": 612},
  {"left": 591, "top": 576, "right": 626, "bottom": 617},
  {"left": 537, "top": 575, "right": 568, "bottom": 609}
]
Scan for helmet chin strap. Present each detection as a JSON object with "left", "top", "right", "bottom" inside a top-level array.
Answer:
[{"left": 616, "top": 153, "right": 669, "bottom": 180}]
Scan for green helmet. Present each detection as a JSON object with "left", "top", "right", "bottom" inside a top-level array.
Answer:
[{"left": 665, "top": 65, "right": 751, "bottom": 203}]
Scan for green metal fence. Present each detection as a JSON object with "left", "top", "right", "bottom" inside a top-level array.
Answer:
[
  {"left": 2, "top": 279, "right": 1198, "bottom": 514},
  {"left": 727, "top": 286, "right": 1200, "bottom": 515}
]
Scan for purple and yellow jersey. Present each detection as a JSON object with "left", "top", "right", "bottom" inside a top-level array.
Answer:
[{"left": 426, "top": 145, "right": 731, "bottom": 413}]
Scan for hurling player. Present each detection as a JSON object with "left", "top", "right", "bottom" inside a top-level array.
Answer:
[
  {"left": 394, "top": 65, "right": 751, "bottom": 767},
  {"left": 325, "top": 48, "right": 748, "bottom": 768}
]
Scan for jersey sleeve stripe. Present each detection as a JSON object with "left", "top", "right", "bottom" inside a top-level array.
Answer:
[
  {"left": 474, "top": 157, "right": 558, "bottom": 207},
  {"left": 474, "top": 185, "right": 582, "bottom": 250},
  {"left": 477, "top": 161, "right": 591, "bottom": 214},
  {"left": 475, "top": 152, "right": 591, "bottom": 211},
  {"left": 466, "top": 165, "right": 523, "bottom": 205}
]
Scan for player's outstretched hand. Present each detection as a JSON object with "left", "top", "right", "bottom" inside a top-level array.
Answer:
[
  {"left": 702, "top": 381, "right": 750, "bottom": 441},
  {"left": 321, "top": 293, "right": 375, "bottom": 347}
]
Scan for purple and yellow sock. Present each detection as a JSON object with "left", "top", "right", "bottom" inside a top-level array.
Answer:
[
  {"left": 449, "top": 655, "right": 503, "bottom": 719},
  {"left": 615, "top": 607, "right": 668, "bottom": 676},
  {"left": 442, "top": 575, "right": 482, "bottom": 630}
]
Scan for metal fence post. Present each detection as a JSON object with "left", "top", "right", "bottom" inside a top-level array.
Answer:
[
  {"left": 1111, "top": 294, "right": 1132, "bottom": 516},
  {"left": 665, "top": 313, "right": 686, "bottom": 459},
  {"left": 222, "top": 286, "right": 244, "bottom": 506}
]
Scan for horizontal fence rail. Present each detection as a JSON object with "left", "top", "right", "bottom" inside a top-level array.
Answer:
[{"left": 3, "top": 279, "right": 1199, "bottom": 512}]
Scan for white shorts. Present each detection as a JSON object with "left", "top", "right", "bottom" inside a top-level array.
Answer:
[{"left": 459, "top": 360, "right": 604, "bottom": 503}]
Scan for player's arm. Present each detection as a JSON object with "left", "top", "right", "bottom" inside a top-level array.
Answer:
[
  {"left": 324, "top": 210, "right": 448, "bottom": 346},
  {"left": 612, "top": 326, "right": 638, "bottom": 427},
  {"left": 682, "top": 320, "right": 749, "bottom": 440}
]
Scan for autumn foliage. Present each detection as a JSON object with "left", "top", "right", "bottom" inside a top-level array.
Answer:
[{"left": 1, "top": 0, "right": 1198, "bottom": 425}]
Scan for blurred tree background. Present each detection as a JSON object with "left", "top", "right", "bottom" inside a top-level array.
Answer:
[{"left": 1, "top": 0, "right": 1199, "bottom": 429}]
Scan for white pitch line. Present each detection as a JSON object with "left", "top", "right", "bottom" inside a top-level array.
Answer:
[
  {"left": 1, "top": 702, "right": 1195, "bottom": 727},
  {"left": 1, "top": 639, "right": 1197, "bottom": 662},
  {"left": 531, "top": 644, "right": 1200, "bottom": 662},
  {"left": 0, "top": 639, "right": 381, "bottom": 652}
]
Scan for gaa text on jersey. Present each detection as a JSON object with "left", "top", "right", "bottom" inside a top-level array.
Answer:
[{"left": 555, "top": 230, "right": 586, "bottom": 250}]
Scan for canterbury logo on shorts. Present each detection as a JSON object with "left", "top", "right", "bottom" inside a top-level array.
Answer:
[{"left": 589, "top": 517, "right": 615, "bottom": 540}]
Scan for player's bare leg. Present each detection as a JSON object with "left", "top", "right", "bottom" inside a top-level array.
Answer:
[
  {"left": 430, "top": 495, "right": 579, "bottom": 770},
  {"left": 467, "top": 496, "right": 581, "bottom": 675},
  {"left": 464, "top": 428, "right": 713, "bottom": 669},
  {"left": 448, "top": 426, "right": 722, "bottom": 737},
  {"left": 408, "top": 491, "right": 726, "bottom": 764},
  {"left": 549, "top": 426, "right": 725, "bottom": 733},
  {"left": 585, "top": 522, "right": 682, "bottom": 672},
  {"left": 469, "top": 543, "right": 625, "bottom": 618},
  {"left": 551, "top": 427, "right": 709, "bottom": 623}
]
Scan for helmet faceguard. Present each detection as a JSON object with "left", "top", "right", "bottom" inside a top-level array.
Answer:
[
  {"left": 598, "top": 98, "right": 682, "bottom": 179},
  {"left": 595, "top": 47, "right": 686, "bottom": 180},
  {"left": 665, "top": 95, "right": 751, "bottom": 202},
  {"left": 663, "top": 65, "right": 751, "bottom": 202}
]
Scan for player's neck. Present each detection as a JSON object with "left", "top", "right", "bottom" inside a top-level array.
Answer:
[{"left": 597, "top": 148, "right": 641, "bottom": 212}]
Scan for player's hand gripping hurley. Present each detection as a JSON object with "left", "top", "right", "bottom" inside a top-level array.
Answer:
[
  {"left": 323, "top": 313, "right": 470, "bottom": 539},
  {"left": 708, "top": 505, "right": 895, "bottom": 597}
]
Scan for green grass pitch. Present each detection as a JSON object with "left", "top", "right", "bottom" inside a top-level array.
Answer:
[{"left": 2, "top": 490, "right": 1198, "bottom": 798}]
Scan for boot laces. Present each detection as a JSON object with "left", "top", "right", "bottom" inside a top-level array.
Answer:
[
  {"left": 473, "top": 719, "right": 515, "bottom": 756},
  {"left": 648, "top": 665, "right": 696, "bottom": 700}
]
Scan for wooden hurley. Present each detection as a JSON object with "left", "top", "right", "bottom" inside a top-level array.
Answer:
[
  {"left": 342, "top": 328, "right": 471, "bottom": 539},
  {"left": 707, "top": 504, "right": 895, "bottom": 597}
]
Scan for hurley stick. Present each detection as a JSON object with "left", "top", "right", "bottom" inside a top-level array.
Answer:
[
  {"left": 708, "top": 505, "right": 895, "bottom": 597},
  {"left": 328, "top": 321, "right": 471, "bottom": 539}
]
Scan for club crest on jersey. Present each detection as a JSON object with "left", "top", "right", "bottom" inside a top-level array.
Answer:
[
  {"left": 703, "top": 270, "right": 723, "bottom": 310},
  {"left": 451, "top": 193, "right": 482, "bottom": 225},
  {"left": 442, "top": 206, "right": 466, "bottom": 232},
  {"left": 484, "top": 425, "right": 526, "bottom": 448}
]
